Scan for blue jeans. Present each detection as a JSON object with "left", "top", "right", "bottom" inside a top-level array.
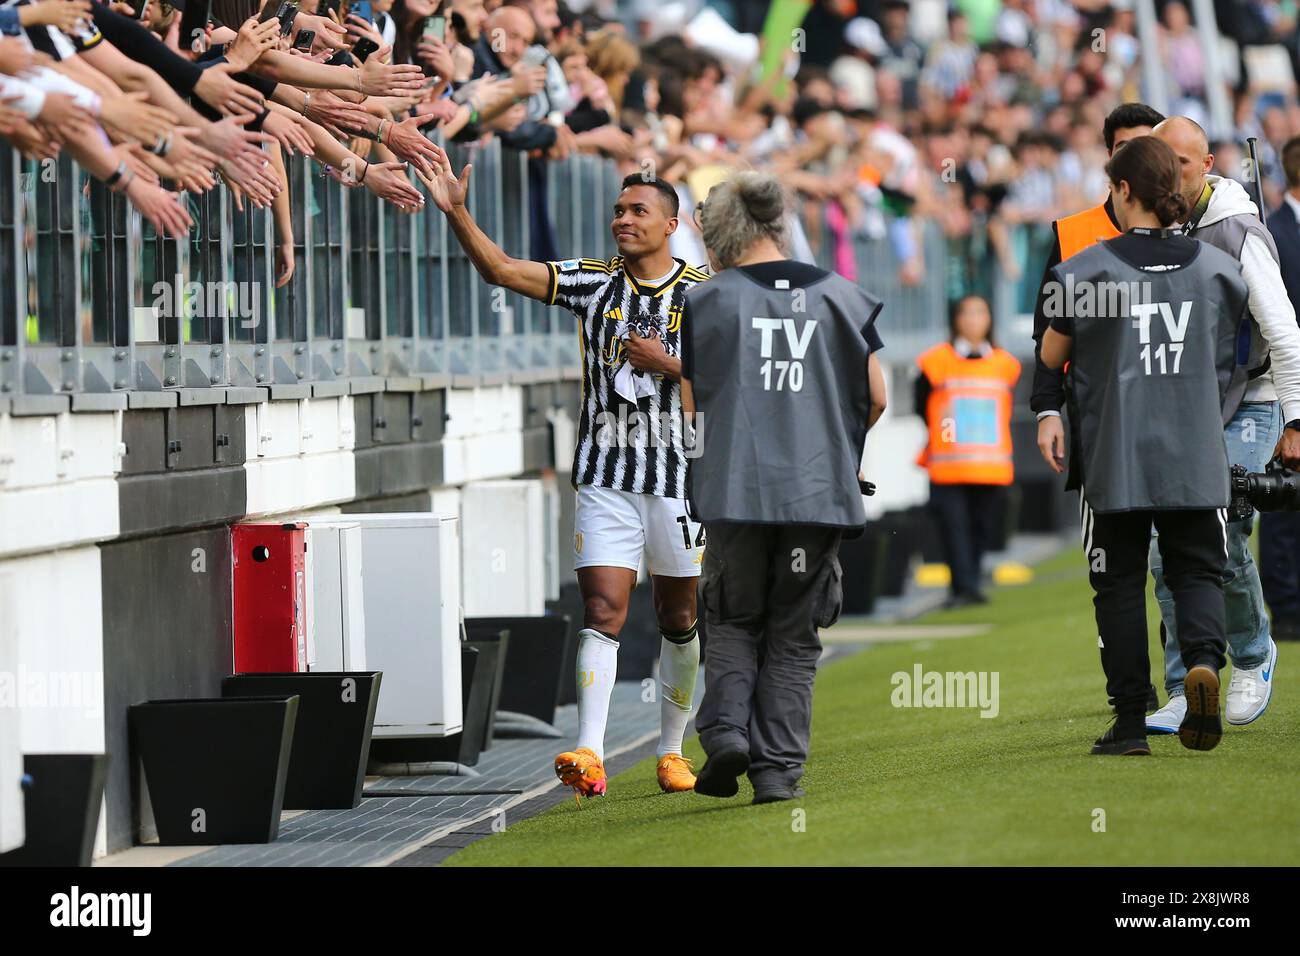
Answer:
[{"left": 1150, "top": 401, "right": 1280, "bottom": 694}]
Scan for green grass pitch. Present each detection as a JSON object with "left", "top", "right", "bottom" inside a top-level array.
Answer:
[{"left": 445, "top": 548, "right": 1299, "bottom": 866}]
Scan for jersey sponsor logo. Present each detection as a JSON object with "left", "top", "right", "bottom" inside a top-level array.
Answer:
[{"left": 557, "top": 259, "right": 581, "bottom": 272}]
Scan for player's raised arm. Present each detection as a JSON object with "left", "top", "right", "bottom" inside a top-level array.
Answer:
[{"left": 418, "top": 152, "right": 551, "bottom": 302}]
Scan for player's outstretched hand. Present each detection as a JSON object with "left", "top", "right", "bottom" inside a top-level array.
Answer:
[{"left": 416, "top": 150, "right": 470, "bottom": 213}]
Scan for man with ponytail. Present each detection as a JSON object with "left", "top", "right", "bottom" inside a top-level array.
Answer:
[
  {"left": 1042, "top": 135, "right": 1248, "bottom": 756},
  {"left": 683, "top": 170, "right": 887, "bottom": 803}
]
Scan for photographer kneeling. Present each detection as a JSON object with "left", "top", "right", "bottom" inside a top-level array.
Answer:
[
  {"left": 681, "top": 171, "right": 887, "bottom": 803},
  {"left": 1041, "top": 136, "right": 1247, "bottom": 756}
]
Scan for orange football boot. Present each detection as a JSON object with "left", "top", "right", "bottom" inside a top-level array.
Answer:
[
  {"left": 554, "top": 747, "right": 608, "bottom": 801},
  {"left": 656, "top": 754, "right": 696, "bottom": 793}
]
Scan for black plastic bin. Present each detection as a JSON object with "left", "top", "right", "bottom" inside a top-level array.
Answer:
[
  {"left": 129, "top": 695, "right": 298, "bottom": 845},
  {"left": 548, "top": 583, "right": 585, "bottom": 705},
  {"left": 464, "top": 635, "right": 508, "bottom": 749},
  {"left": 368, "top": 643, "right": 500, "bottom": 767},
  {"left": 0, "top": 753, "right": 108, "bottom": 867},
  {"left": 222, "top": 673, "right": 382, "bottom": 810},
  {"left": 877, "top": 512, "right": 919, "bottom": 597},
  {"left": 465, "top": 615, "right": 572, "bottom": 726},
  {"left": 616, "top": 581, "right": 664, "bottom": 680},
  {"left": 839, "top": 524, "right": 888, "bottom": 616}
]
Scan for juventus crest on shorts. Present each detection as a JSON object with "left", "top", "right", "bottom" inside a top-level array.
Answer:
[{"left": 546, "top": 255, "right": 708, "bottom": 499}]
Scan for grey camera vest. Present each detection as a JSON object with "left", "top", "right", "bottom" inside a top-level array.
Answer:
[
  {"left": 1054, "top": 239, "right": 1248, "bottom": 513},
  {"left": 1192, "top": 208, "right": 1277, "bottom": 423},
  {"left": 685, "top": 266, "right": 880, "bottom": 527}
]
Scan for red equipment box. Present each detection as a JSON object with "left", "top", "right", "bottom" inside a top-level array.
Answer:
[{"left": 232, "top": 523, "right": 309, "bottom": 673}]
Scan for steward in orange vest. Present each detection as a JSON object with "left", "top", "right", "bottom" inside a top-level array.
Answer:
[
  {"left": 915, "top": 296, "right": 1022, "bottom": 607},
  {"left": 1031, "top": 197, "right": 1121, "bottom": 490},
  {"left": 916, "top": 341, "right": 1022, "bottom": 485},
  {"left": 1056, "top": 201, "right": 1122, "bottom": 261}
]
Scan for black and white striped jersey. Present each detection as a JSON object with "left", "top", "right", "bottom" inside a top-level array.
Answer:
[{"left": 545, "top": 255, "right": 709, "bottom": 498}]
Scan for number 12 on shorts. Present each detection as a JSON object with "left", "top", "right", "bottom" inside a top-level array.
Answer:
[{"left": 675, "top": 515, "right": 706, "bottom": 549}]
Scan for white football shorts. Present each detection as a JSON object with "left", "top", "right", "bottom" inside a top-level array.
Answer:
[{"left": 573, "top": 484, "right": 704, "bottom": 577}]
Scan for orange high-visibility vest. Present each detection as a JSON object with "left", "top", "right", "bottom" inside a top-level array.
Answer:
[
  {"left": 1056, "top": 202, "right": 1120, "bottom": 262},
  {"left": 916, "top": 343, "right": 1021, "bottom": 486}
]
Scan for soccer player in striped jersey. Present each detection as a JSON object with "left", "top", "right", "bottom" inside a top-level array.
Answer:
[{"left": 423, "top": 152, "right": 708, "bottom": 798}]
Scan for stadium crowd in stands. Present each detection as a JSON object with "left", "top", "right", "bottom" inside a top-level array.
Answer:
[{"left": 7, "top": 0, "right": 1300, "bottom": 289}]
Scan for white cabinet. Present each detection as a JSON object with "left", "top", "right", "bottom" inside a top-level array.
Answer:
[
  {"left": 0, "top": 566, "right": 23, "bottom": 853},
  {"left": 303, "top": 523, "right": 367, "bottom": 673},
  {"left": 460, "top": 480, "right": 546, "bottom": 616},
  {"left": 541, "top": 473, "right": 561, "bottom": 602},
  {"left": 314, "top": 513, "right": 463, "bottom": 737}
]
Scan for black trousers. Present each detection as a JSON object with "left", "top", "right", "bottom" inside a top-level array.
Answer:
[
  {"left": 696, "top": 522, "right": 843, "bottom": 790},
  {"left": 928, "top": 483, "right": 1004, "bottom": 596},
  {"left": 1259, "top": 511, "right": 1300, "bottom": 621},
  {"left": 1081, "top": 498, "right": 1228, "bottom": 718}
]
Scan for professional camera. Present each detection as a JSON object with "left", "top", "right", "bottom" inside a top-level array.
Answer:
[{"left": 1228, "top": 461, "right": 1300, "bottom": 520}]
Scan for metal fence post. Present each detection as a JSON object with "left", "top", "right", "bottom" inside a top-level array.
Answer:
[
  {"left": 444, "top": 140, "right": 478, "bottom": 381},
  {"left": 0, "top": 150, "right": 20, "bottom": 400},
  {"left": 270, "top": 153, "right": 311, "bottom": 387},
  {"left": 20, "top": 153, "right": 84, "bottom": 399},
  {"left": 414, "top": 135, "right": 448, "bottom": 380}
]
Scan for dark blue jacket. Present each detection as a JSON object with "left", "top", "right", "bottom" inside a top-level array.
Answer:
[{"left": 1267, "top": 199, "right": 1300, "bottom": 318}]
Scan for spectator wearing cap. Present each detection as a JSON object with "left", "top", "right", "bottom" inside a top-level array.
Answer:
[{"left": 831, "top": 16, "right": 885, "bottom": 111}]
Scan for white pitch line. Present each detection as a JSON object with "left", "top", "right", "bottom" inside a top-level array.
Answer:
[{"left": 820, "top": 623, "right": 991, "bottom": 644}]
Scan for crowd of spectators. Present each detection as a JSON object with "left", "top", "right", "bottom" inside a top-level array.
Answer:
[{"left": 8, "top": 0, "right": 1300, "bottom": 299}]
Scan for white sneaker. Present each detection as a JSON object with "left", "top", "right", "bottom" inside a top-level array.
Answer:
[
  {"left": 1146, "top": 694, "right": 1186, "bottom": 735},
  {"left": 1226, "top": 639, "right": 1277, "bottom": 726}
]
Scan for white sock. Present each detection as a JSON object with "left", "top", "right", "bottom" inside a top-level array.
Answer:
[
  {"left": 574, "top": 628, "right": 619, "bottom": 760},
  {"left": 657, "top": 624, "right": 700, "bottom": 756}
]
